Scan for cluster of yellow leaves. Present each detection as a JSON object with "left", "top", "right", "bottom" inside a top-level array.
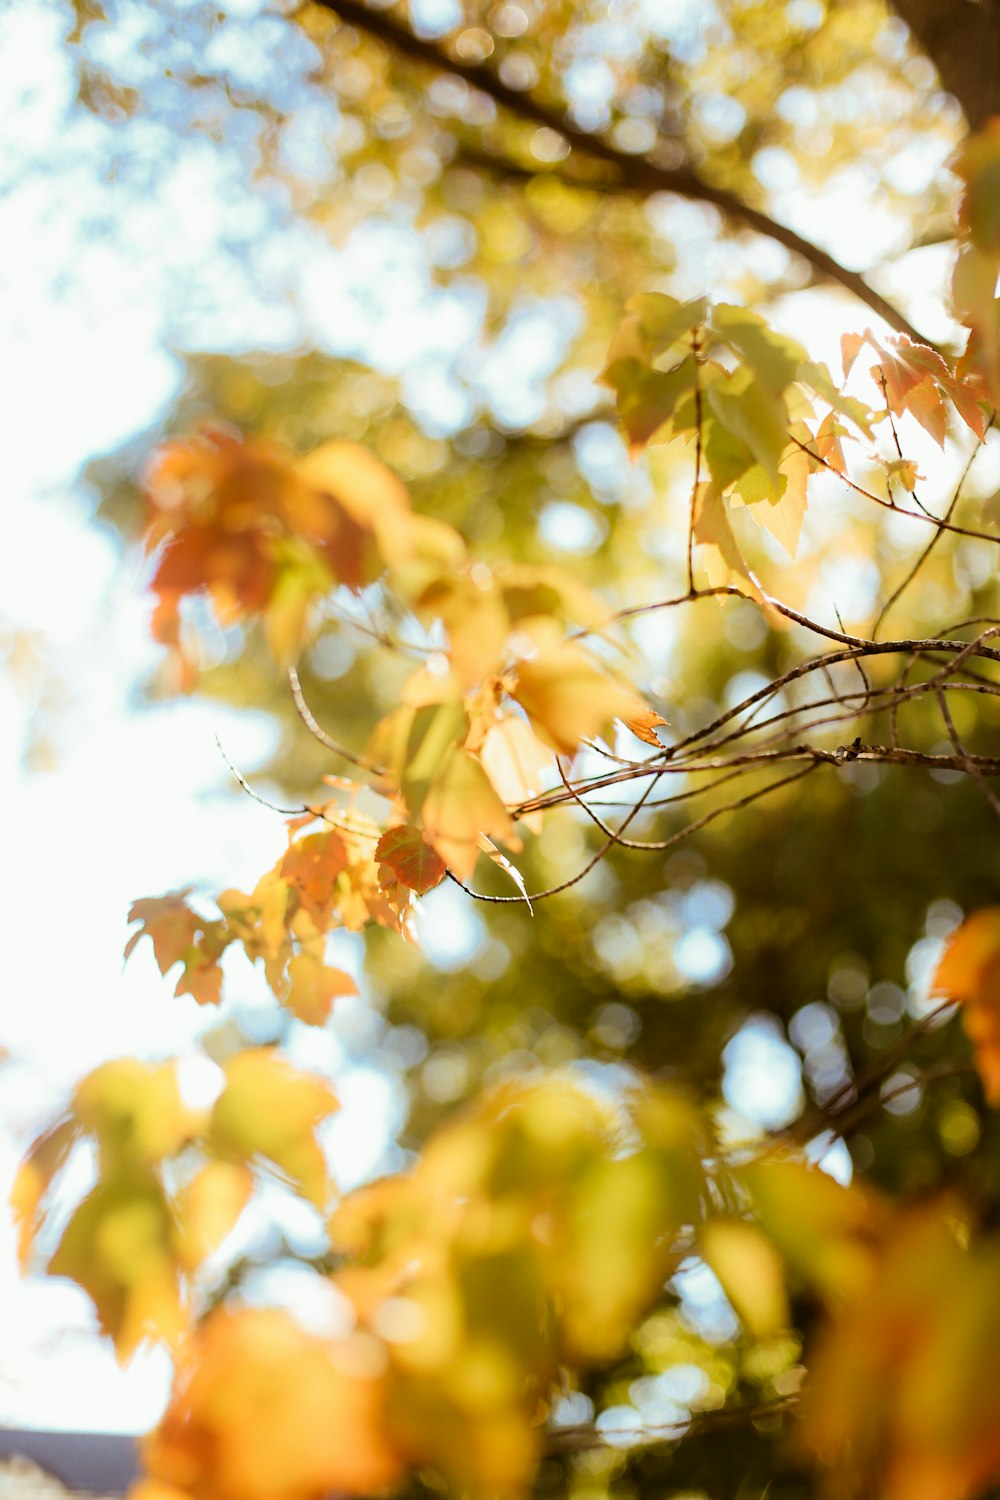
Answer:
[
  {"left": 704, "top": 1156, "right": 1000, "bottom": 1500},
  {"left": 141, "top": 428, "right": 661, "bottom": 896},
  {"left": 697, "top": 1140, "right": 1000, "bottom": 1500},
  {"left": 135, "top": 1075, "right": 706, "bottom": 1500},
  {"left": 11, "top": 1051, "right": 338, "bottom": 1359},
  {"left": 799, "top": 1204, "right": 1000, "bottom": 1500},
  {"left": 20, "top": 1055, "right": 1000, "bottom": 1500}
]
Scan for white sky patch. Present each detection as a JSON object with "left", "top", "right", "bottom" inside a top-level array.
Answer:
[{"left": 722, "top": 1015, "right": 805, "bottom": 1130}]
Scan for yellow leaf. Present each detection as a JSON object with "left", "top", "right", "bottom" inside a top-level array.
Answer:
[
  {"left": 49, "top": 1179, "right": 187, "bottom": 1360},
  {"left": 479, "top": 715, "right": 554, "bottom": 833},
  {"left": 210, "top": 1049, "right": 339, "bottom": 1209},
  {"left": 74, "top": 1059, "right": 200, "bottom": 1173},
  {"left": 511, "top": 645, "right": 648, "bottom": 756},
  {"left": 701, "top": 1219, "right": 790, "bottom": 1337},
  {"left": 693, "top": 482, "right": 766, "bottom": 604},
  {"left": 751, "top": 443, "right": 808, "bottom": 559},
  {"left": 421, "top": 749, "right": 520, "bottom": 881},
  {"left": 740, "top": 1158, "right": 885, "bottom": 1303},
  {"left": 172, "top": 1161, "right": 253, "bottom": 1272},
  {"left": 10, "top": 1118, "right": 80, "bottom": 1268},
  {"left": 621, "top": 706, "right": 669, "bottom": 747}
]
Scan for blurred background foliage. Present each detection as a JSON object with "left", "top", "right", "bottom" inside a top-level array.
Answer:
[{"left": 22, "top": 0, "right": 1000, "bottom": 1492}]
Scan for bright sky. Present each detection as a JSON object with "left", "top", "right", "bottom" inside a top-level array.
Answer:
[{"left": 0, "top": 0, "right": 967, "bottom": 1434}]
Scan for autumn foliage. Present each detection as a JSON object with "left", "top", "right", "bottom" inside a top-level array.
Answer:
[{"left": 17, "top": 20, "right": 1000, "bottom": 1500}]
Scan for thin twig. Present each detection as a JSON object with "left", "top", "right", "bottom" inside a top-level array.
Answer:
[
  {"left": 287, "top": 666, "right": 388, "bottom": 775},
  {"left": 937, "top": 687, "right": 1000, "bottom": 821},
  {"left": 873, "top": 414, "right": 995, "bottom": 639}
]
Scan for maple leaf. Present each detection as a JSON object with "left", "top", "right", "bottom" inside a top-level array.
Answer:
[
  {"left": 73, "top": 1059, "right": 202, "bottom": 1173},
  {"left": 171, "top": 1161, "right": 253, "bottom": 1272},
  {"left": 815, "top": 410, "right": 848, "bottom": 473},
  {"left": 376, "top": 825, "right": 448, "bottom": 896},
  {"left": 285, "top": 951, "right": 358, "bottom": 1025},
  {"left": 692, "top": 482, "right": 766, "bottom": 605},
  {"left": 420, "top": 748, "right": 520, "bottom": 881},
  {"left": 953, "top": 118, "right": 1000, "bottom": 254},
  {"left": 511, "top": 645, "right": 651, "bottom": 756},
  {"left": 739, "top": 1158, "right": 886, "bottom": 1302},
  {"left": 9, "top": 1117, "right": 81, "bottom": 1268},
  {"left": 209, "top": 1049, "right": 339, "bottom": 1209},
  {"left": 126, "top": 891, "right": 231, "bottom": 1006},
  {"left": 701, "top": 1219, "right": 789, "bottom": 1338},
  {"left": 280, "top": 830, "right": 349, "bottom": 929},
  {"left": 49, "top": 1177, "right": 188, "bottom": 1360},
  {"left": 478, "top": 713, "right": 554, "bottom": 833},
  {"left": 842, "top": 329, "right": 986, "bottom": 444},
  {"left": 294, "top": 439, "right": 413, "bottom": 573},
  {"left": 125, "top": 890, "right": 203, "bottom": 973}
]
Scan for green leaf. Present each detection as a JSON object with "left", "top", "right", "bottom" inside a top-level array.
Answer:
[
  {"left": 707, "top": 369, "right": 789, "bottom": 485},
  {"left": 601, "top": 355, "right": 698, "bottom": 454},
  {"left": 403, "top": 703, "right": 469, "bottom": 816},
  {"left": 712, "top": 304, "right": 805, "bottom": 394}
]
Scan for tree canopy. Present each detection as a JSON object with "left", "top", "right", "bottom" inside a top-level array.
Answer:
[{"left": 13, "top": 5, "right": 1000, "bottom": 1500}]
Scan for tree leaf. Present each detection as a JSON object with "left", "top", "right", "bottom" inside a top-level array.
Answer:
[
  {"left": 621, "top": 706, "right": 669, "bottom": 747},
  {"left": 932, "top": 907, "right": 1000, "bottom": 1104},
  {"left": 280, "top": 831, "right": 349, "bottom": 928},
  {"left": 49, "top": 1178, "right": 187, "bottom": 1360},
  {"left": 144, "top": 1308, "right": 401, "bottom": 1500},
  {"left": 376, "top": 825, "right": 448, "bottom": 895},
  {"left": 172, "top": 1161, "right": 253, "bottom": 1272},
  {"left": 285, "top": 952, "right": 358, "bottom": 1025},
  {"left": 9, "top": 1118, "right": 81, "bottom": 1268},
  {"left": 511, "top": 646, "right": 650, "bottom": 756},
  {"left": 210, "top": 1049, "right": 339, "bottom": 1209},
  {"left": 420, "top": 749, "right": 519, "bottom": 881}
]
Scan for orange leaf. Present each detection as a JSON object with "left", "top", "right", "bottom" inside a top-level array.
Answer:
[
  {"left": 622, "top": 706, "right": 669, "bottom": 748},
  {"left": 285, "top": 952, "right": 358, "bottom": 1026},
  {"left": 932, "top": 908, "right": 1000, "bottom": 1104},
  {"left": 376, "top": 825, "right": 448, "bottom": 895},
  {"left": 125, "top": 890, "right": 202, "bottom": 974},
  {"left": 281, "top": 831, "right": 348, "bottom": 928},
  {"left": 144, "top": 1307, "right": 401, "bottom": 1500},
  {"left": 512, "top": 646, "right": 650, "bottom": 756}
]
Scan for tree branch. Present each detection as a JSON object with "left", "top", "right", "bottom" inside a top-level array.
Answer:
[{"left": 314, "top": 0, "right": 930, "bottom": 344}]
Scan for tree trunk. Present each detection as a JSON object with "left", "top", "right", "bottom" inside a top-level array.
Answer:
[{"left": 891, "top": 0, "right": 1000, "bottom": 127}]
